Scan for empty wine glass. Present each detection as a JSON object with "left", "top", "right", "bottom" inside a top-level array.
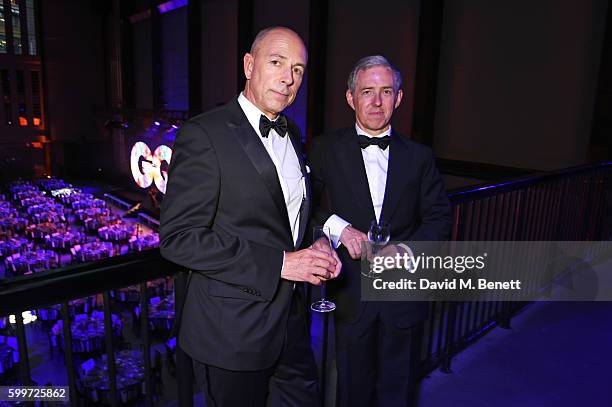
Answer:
[
  {"left": 362, "top": 220, "right": 391, "bottom": 278},
  {"left": 310, "top": 226, "right": 336, "bottom": 313}
]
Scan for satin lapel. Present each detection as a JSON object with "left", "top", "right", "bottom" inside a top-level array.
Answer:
[
  {"left": 338, "top": 128, "right": 377, "bottom": 222},
  {"left": 287, "top": 123, "right": 310, "bottom": 248},
  {"left": 226, "top": 101, "right": 292, "bottom": 241},
  {"left": 380, "top": 134, "right": 412, "bottom": 223}
]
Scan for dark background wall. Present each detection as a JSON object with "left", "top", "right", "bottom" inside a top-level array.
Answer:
[
  {"left": 41, "top": 1, "right": 106, "bottom": 142},
  {"left": 40, "top": 0, "right": 108, "bottom": 177},
  {"left": 251, "top": 0, "right": 311, "bottom": 137},
  {"left": 2, "top": 0, "right": 611, "bottom": 183},
  {"left": 324, "top": 0, "right": 420, "bottom": 137},
  {"left": 433, "top": 0, "right": 608, "bottom": 170},
  {"left": 132, "top": 17, "right": 153, "bottom": 109},
  {"left": 200, "top": 0, "right": 239, "bottom": 111},
  {"left": 160, "top": 6, "right": 188, "bottom": 110}
]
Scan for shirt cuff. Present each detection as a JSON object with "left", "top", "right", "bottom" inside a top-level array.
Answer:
[
  {"left": 281, "top": 251, "right": 286, "bottom": 275},
  {"left": 324, "top": 215, "right": 351, "bottom": 248}
]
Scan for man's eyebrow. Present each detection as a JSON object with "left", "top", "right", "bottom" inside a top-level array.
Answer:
[
  {"left": 269, "top": 53, "right": 306, "bottom": 68},
  {"left": 359, "top": 86, "right": 393, "bottom": 90}
]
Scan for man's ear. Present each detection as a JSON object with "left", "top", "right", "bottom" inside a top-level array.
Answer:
[
  {"left": 346, "top": 89, "right": 356, "bottom": 111},
  {"left": 394, "top": 89, "right": 403, "bottom": 109},
  {"left": 244, "top": 53, "right": 253, "bottom": 80}
]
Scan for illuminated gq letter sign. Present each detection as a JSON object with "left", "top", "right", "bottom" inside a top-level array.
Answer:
[{"left": 130, "top": 142, "right": 173, "bottom": 194}]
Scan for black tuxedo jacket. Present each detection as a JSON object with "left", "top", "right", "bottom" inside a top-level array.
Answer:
[
  {"left": 309, "top": 127, "right": 451, "bottom": 326},
  {"left": 159, "top": 98, "right": 310, "bottom": 370}
]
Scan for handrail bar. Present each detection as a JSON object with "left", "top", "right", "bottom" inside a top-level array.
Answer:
[
  {"left": 447, "top": 161, "right": 611, "bottom": 203},
  {"left": 0, "top": 250, "right": 176, "bottom": 316}
]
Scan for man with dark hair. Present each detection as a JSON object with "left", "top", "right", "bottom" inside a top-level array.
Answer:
[
  {"left": 310, "top": 55, "right": 451, "bottom": 407},
  {"left": 160, "top": 27, "right": 340, "bottom": 407}
]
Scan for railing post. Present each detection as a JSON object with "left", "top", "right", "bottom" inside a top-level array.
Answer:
[
  {"left": 103, "top": 291, "right": 118, "bottom": 407},
  {"left": 14, "top": 311, "right": 31, "bottom": 385},
  {"left": 174, "top": 272, "right": 194, "bottom": 407},
  {"left": 60, "top": 302, "right": 78, "bottom": 406},
  {"left": 498, "top": 301, "right": 512, "bottom": 329},
  {"left": 139, "top": 282, "right": 153, "bottom": 407},
  {"left": 439, "top": 302, "right": 456, "bottom": 373},
  {"left": 320, "top": 312, "right": 330, "bottom": 406}
]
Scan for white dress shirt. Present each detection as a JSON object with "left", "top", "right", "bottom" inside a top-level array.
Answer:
[
  {"left": 324, "top": 124, "right": 391, "bottom": 246},
  {"left": 237, "top": 93, "right": 305, "bottom": 246}
]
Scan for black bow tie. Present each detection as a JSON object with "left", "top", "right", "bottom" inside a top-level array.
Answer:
[
  {"left": 357, "top": 134, "right": 391, "bottom": 150},
  {"left": 259, "top": 114, "right": 288, "bottom": 138}
]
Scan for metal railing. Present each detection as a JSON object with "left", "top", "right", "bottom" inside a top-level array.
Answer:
[
  {"left": 0, "top": 250, "right": 176, "bottom": 406},
  {"left": 420, "top": 162, "right": 611, "bottom": 373},
  {"left": 0, "top": 161, "right": 610, "bottom": 406}
]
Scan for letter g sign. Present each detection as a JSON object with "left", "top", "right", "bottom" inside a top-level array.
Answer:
[{"left": 130, "top": 142, "right": 173, "bottom": 194}]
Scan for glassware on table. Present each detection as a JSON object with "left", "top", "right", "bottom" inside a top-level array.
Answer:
[
  {"left": 362, "top": 220, "right": 391, "bottom": 278},
  {"left": 310, "top": 226, "right": 337, "bottom": 313}
]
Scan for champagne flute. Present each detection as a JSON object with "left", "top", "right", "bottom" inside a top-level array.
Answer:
[
  {"left": 310, "top": 226, "right": 336, "bottom": 313},
  {"left": 362, "top": 220, "right": 391, "bottom": 278}
]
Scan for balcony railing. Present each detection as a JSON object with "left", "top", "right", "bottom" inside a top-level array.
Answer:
[{"left": 0, "top": 161, "right": 609, "bottom": 406}]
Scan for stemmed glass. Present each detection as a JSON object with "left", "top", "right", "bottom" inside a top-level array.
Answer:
[
  {"left": 310, "top": 226, "right": 336, "bottom": 313},
  {"left": 362, "top": 220, "right": 391, "bottom": 278}
]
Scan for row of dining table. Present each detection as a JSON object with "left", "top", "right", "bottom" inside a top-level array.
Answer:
[
  {"left": 1, "top": 179, "right": 160, "bottom": 278},
  {"left": 1, "top": 180, "right": 168, "bottom": 400},
  {"left": 50, "top": 312, "right": 123, "bottom": 354}
]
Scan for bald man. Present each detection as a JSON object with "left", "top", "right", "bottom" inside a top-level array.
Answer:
[{"left": 160, "top": 27, "right": 340, "bottom": 406}]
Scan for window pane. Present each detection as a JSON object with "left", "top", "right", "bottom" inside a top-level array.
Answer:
[
  {"left": 26, "top": 0, "right": 35, "bottom": 55},
  {"left": 11, "top": 0, "right": 21, "bottom": 55},
  {"left": 0, "top": 3, "right": 6, "bottom": 53},
  {"left": 31, "top": 70, "right": 41, "bottom": 126},
  {"left": 1, "top": 69, "right": 13, "bottom": 125},
  {"left": 16, "top": 70, "right": 27, "bottom": 126}
]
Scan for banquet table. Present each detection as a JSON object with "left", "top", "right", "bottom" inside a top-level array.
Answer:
[
  {"left": 50, "top": 313, "right": 122, "bottom": 354},
  {"left": 0, "top": 237, "right": 30, "bottom": 258},
  {"left": 0, "top": 343, "right": 14, "bottom": 375},
  {"left": 14, "top": 190, "right": 42, "bottom": 202},
  {"left": 147, "top": 295, "right": 175, "bottom": 331},
  {"left": 0, "top": 201, "right": 15, "bottom": 212},
  {"left": 26, "top": 203, "right": 64, "bottom": 216},
  {"left": 129, "top": 233, "right": 159, "bottom": 252},
  {"left": 38, "top": 296, "right": 96, "bottom": 321},
  {"left": 72, "top": 241, "right": 116, "bottom": 263},
  {"left": 4, "top": 249, "right": 59, "bottom": 276},
  {"left": 20, "top": 196, "right": 54, "bottom": 208},
  {"left": 78, "top": 350, "right": 145, "bottom": 404},
  {"left": 116, "top": 279, "right": 167, "bottom": 303},
  {"left": 0, "top": 217, "right": 28, "bottom": 233},
  {"left": 10, "top": 183, "right": 38, "bottom": 195},
  {"left": 25, "top": 222, "right": 65, "bottom": 240},
  {"left": 98, "top": 222, "right": 136, "bottom": 242},
  {"left": 72, "top": 198, "right": 107, "bottom": 211},
  {"left": 39, "top": 179, "right": 70, "bottom": 191},
  {"left": 46, "top": 231, "right": 85, "bottom": 250},
  {"left": 75, "top": 207, "right": 110, "bottom": 221},
  {"left": 56, "top": 191, "right": 89, "bottom": 205},
  {"left": 84, "top": 214, "right": 120, "bottom": 231}
]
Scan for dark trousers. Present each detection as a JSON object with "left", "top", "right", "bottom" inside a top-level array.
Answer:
[
  {"left": 193, "top": 292, "right": 319, "bottom": 407},
  {"left": 335, "top": 304, "right": 424, "bottom": 407}
]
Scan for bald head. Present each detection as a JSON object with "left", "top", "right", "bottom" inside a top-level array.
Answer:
[
  {"left": 243, "top": 27, "right": 307, "bottom": 119},
  {"left": 250, "top": 27, "right": 306, "bottom": 59}
]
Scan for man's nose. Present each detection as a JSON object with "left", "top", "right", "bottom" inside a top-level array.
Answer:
[
  {"left": 280, "top": 68, "right": 295, "bottom": 86},
  {"left": 373, "top": 93, "right": 383, "bottom": 106}
]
